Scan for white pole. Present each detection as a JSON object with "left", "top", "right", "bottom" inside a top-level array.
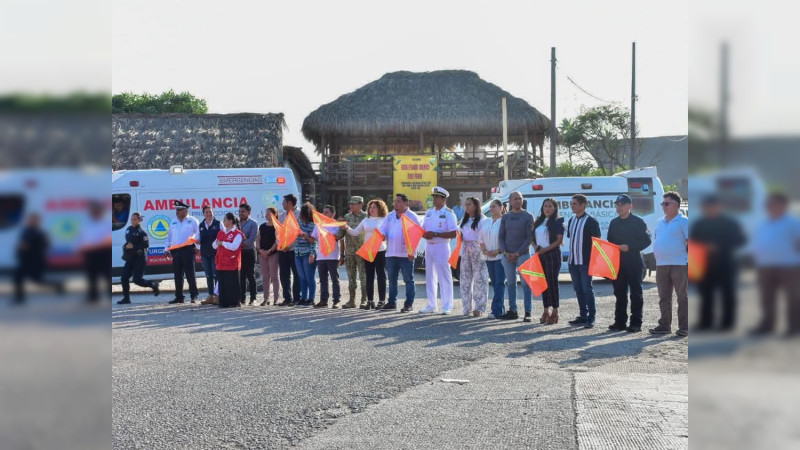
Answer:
[{"left": 502, "top": 97, "right": 508, "bottom": 180}]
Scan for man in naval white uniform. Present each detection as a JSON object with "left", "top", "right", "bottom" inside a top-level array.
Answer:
[{"left": 420, "top": 186, "right": 459, "bottom": 314}]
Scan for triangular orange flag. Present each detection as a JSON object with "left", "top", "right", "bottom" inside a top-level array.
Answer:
[
  {"left": 688, "top": 240, "right": 708, "bottom": 282},
  {"left": 316, "top": 225, "right": 339, "bottom": 257},
  {"left": 312, "top": 210, "right": 347, "bottom": 228},
  {"left": 448, "top": 230, "right": 462, "bottom": 269},
  {"left": 518, "top": 253, "right": 548, "bottom": 297},
  {"left": 168, "top": 236, "right": 198, "bottom": 251},
  {"left": 588, "top": 237, "right": 621, "bottom": 280},
  {"left": 356, "top": 230, "right": 385, "bottom": 262},
  {"left": 271, "top": 212, "right": 283, "bottom": 237},
  {"left": 277, "top": 210, "right": 301, "bottom": 251},
  {"left": 400, "top": 214, "right": 425, "bottom": 257}
]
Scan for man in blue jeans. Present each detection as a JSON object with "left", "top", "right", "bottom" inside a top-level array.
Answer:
[
  {"left": 566, "top": 194, "right": 602, "bottom": 328},
  {"left": 379, "top": 193, "right": 421, "bottom": 312},
  {"left": 498, "top": 191, "right": 535, "bottom": 322}
]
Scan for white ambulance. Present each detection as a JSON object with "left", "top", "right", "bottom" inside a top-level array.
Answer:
[
  {"left": 111, "top": 166, "right": 300, "bottom": 282},
  {"left": 0, "top": 167, "right": 108, "bottom": 275},
  {"left": 482, "top": 167, "right": 666, "bottom": 276}
]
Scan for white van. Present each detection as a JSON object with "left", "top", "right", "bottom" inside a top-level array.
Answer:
[
  {"left": 111, "top": 167, "right": 300, "bottom": 282},
  {"left": 482, "top": 167, "right": 665, "bottom": 276},
  {"left": 0, "top": 167, "right": 107, "bottom": 275}
]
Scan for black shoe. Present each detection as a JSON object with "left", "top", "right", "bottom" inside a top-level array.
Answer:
[
  {"left": 380, "top": 303, "right": 397, "bottom": 311},
  {"left": 56, "top": 281, "right": 66, "bottom": 296},
  {"left": 626, "top": 325, "right": 641, "bottom": 333},
  {"left": 608, "top": 323, "right": 626, "bottom": 331},
  {"left": 191, "top": 298, "right": 197, "bottom": 304},
  {"left": 366, "top": 302, "right": 375, "bottom": 310},
  {"left": 376, "top": 301, "right": 386, "bottom": 309},
  {"left": 117, "top": 298, "right": 131, "bottom": 305},
  {"left": 500, "top": 311, "right": 519, "bottom": 320},
  {"left": 523, "top": 313, "right": 532, "bottom": 322},
  {"left": 359, "top": 304, "right": 368, "bottom": 310},
  {"left": 400, "top": 306, "right": 413, "bottom": 313},
  {"left": 152, "top": 281, "right": 160, "bottom": 297},
  {"left": 314, "top": 302, "right": 328, "bottom": 308},
  {"left": 287, "top": 301, "right": 296, "bottom": 307},
  {"left": 583, "top": 322, "right": 595, "bottom": 329},
  {"left": 168, "top": 298, "right": 184, "bottom": 304},
  {"left": 568, "top": 317, "right": 587, "bottom": 326},
  {"left": 277, "top": 300, "right": 291, "bottom": 306}
]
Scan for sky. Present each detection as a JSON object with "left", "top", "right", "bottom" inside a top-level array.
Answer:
[{"left": 110, "top": 0, "right": 688, "bottom": 160}]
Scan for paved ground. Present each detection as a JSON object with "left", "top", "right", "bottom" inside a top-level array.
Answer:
[{"left": 112, "top": 270, "right": 688, "bottom": 449}]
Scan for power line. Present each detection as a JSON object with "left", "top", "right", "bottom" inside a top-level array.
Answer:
[{"left": 564, "top": 75, "right": 621, "bottom": 104}]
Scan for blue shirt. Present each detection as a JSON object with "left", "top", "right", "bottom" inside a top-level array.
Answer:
[
  {"left": 294, "top": 221, "right": 317, "bottom": 256},
  {"left": 452, "top": 205, "right": 465, "bottom": 221},
  {"left": 752, "top": 214, "right": 800, "bottom": 267},
  {"left": 653, "top": 213, "right": 688, "bottom": 266}
]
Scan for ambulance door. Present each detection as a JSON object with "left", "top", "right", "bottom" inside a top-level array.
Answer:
[{"left": 111, "top": 190, "right": 136, "bottom": 274}]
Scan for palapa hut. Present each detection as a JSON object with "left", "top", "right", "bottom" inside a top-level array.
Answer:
[{"left": 302, "top": 70, "right": 551, "bottom": 211}]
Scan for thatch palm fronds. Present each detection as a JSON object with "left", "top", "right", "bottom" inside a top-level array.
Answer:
[{"left": 302, "top": 70, "right": 550, "bottom": 152}]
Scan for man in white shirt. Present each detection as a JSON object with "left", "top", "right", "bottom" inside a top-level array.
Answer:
[
  {"left": 164, "top": 200, "right": 201, "bottom": 304},
  {"left": 649, "top": 192, "right": 689, "bottom": 336},
  {"left": 419, "top": 187, "right": 458, "bottom": 314},
  {"left": 312, "top": 205, "right": 346, "bottom": 309},
  {"left": 378, "top": 193, "right": 422, "bottom": 312}
]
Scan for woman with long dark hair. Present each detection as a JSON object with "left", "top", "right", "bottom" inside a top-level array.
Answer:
[
  {"left": 345, "top": 199, "right": 388, "bottom": 309},
  {"left": 294, "top": 202, "right": 318, "bottom": 305},
  {"left": 532, "top": 198, "right": 564, "bottom": 324},
  {"left": 459, "top": 197, "right": 489, "bottom": 316},
  {"left": 213, "top": 212, "right": 245, "bottom": 308}
]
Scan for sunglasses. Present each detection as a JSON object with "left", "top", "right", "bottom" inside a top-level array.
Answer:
[{"left": 660, "top": 202, "right": 677, "bottom": 207}]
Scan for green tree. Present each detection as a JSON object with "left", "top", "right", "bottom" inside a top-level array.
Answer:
[
  {"left": 112, "top": 90, "right": 208, "bottom": 114},
  {"left": 561, "top": 105, "right": 642, "bottom": 175},
  {"left": 543, "top": 160, "right": 610, "bottom": 177}
]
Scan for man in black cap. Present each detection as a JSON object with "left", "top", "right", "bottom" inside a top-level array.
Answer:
[
  {"left": 164, "top": 200, "right": 200, "bottom": 303},
  {"left": 606, "top": 194, "right": 652, "bottom": 332}
]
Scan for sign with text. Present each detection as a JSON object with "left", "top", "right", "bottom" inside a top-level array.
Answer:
[{"left": 393, "top": 155, "right": 438, "bottom": 212}]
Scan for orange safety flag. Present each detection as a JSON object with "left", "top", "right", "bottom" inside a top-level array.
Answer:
[
  {"left": 448, "top": 230, "right": 462, "bottom": 269},
  {"left": 518, "top": 253, "right": 548, "bottom": 297},
  {"left": 356, "top": 230, "right": 385, "bottom": 262},
  {"left": 400, "top": 214, "right": 425, "bottom": 257},
  {"left": 588, "top": 237, "right": 621, "bottom": 280},
  {"left": 312, "top": 210, "right": 347, "bottom": 228},
  {"left": 316, "top": 225, "right": 339, "bottom": 257},
  {"left": 688, "top": 240, "right": 708, "bottom": 282},
  {"left": 277, "top": 210, "right": 301, "bottom": 251},
  {"left": 168, "top": 237, "right": 198, "bottom": 251}
]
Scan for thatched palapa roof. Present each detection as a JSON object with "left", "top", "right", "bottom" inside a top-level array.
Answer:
[{"left": 302, "top": 70, "right": 551, "bottom": 152}]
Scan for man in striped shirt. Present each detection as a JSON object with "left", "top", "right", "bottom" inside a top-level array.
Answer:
[{"left": 566, "top": 194, "right": 602, "bottom": 328}]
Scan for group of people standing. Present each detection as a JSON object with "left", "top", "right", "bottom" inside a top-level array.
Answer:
[{"left": 119, "top": 187, "right": 691, "bottom": 336}]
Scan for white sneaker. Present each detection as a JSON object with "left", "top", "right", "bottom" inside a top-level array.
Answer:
[
  {"left": 419, "top": 308, "right": 436, "bottom": 314},
  {"left": 441, "top": 309, "right": 452, "bottom": 315}
]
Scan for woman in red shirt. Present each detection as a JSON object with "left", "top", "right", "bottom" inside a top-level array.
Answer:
[{"left": 213, "top": 212, "right": 245, "bottom": 308}]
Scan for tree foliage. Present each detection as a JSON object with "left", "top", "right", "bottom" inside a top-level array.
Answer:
[
  {"left": 544, "top": 160, "right": 612, "bottom": 177},
  {"left": 560, "top": 105, "right": 641, "bottom": 175},
  {"left": 0, "top": 92, "right": 110, "bottom": 113},
  {"left": 112, "top": 90, "right": 208, "bottom": 114}
]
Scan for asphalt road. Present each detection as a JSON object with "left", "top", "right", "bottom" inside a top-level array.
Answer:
[{"left": 112, "top": 270, "right": 688, "bottom": 449}]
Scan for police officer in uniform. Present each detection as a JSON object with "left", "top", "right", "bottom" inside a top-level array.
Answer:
[
  {"left": 343, "top": 196, "right": 367, "bottom": 308},
  {"left": 119, "top": 212, "right": 160, "bottom": 304},
  {"left": 420, "top": 187, "right": 459, "bottom": 314},
  {"left": 164, "top": 200, "right": 200, "bottom": 304}
]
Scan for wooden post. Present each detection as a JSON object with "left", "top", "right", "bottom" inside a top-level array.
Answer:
[
  {"left": 550, "top": 47, "right": 557, "bottom": 177},
  {"left": 502, "top": 97, "right": 508, "bottom": 181},
  {"left": 523, "top": 128, "right": 530, "bottom": 177}
]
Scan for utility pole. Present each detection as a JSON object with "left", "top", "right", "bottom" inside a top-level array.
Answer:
[
  {"left": 502, "top": 97, "right": 509, "bottom": 180},
  {"left": 550, "top": 47, "right": 557, "bottom": 177},
  {"left": 630, "top": 41, "right": 637, "bottom": 169},
  {"left": 719, "top": 42, "right": 729, "bottom": 166}
]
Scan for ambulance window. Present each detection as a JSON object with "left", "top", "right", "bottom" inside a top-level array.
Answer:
[
  {"left": 112, "top": 194, "right": 131, "bottom": 231},
  {"left": 628, "top": 178, "right": 655, "bottom": 216},
  {"left": 0, "top": 195, "right": 24, "bottom": 230}
]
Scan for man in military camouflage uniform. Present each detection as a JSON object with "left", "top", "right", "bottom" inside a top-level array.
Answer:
[{"left": 343, "top": 196, "right": 368, "bottom": 308}]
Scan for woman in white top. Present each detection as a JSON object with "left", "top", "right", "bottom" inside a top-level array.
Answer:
[
  {"left": 459, "top": 197, "right": 490, "bottom": 316},
  {"left": 531, "top": 198, "right": 565, "bottom": 324},
  {"left": 344, "top": 199, "right": 388, "bottom": 309},
  {"left": 480, "top": 199, "right": 506, "bottom": 318}
]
